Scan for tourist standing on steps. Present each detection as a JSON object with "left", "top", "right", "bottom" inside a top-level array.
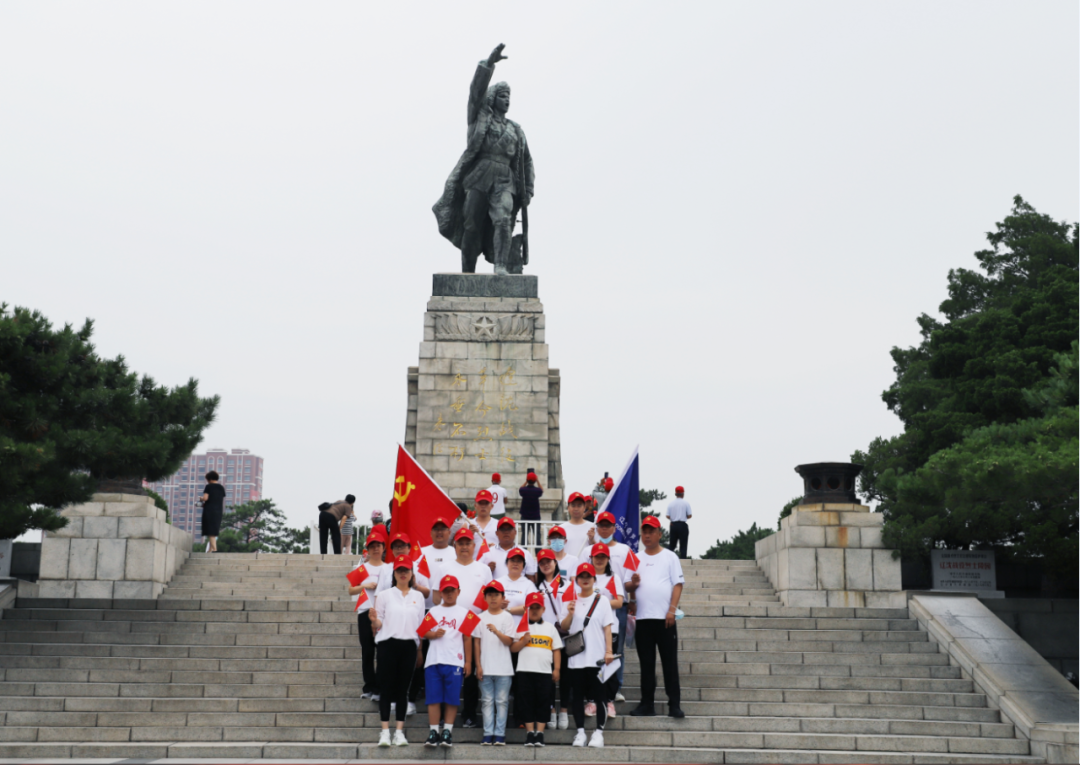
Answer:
[
  {"left": 518, "top": 472, "right": 543, "bottom": 546},
  {"left": 318, "top": 498, "right": 346, "bottom": 555},
  {"left": 487, "top": 473, "right": 508, "bottom": 520},
  {"left": 468, "top": 490, "right": 500, "bottom": 550},
  {"left": 558, "top": 492, "right": 597, "bottom": 559},
  {"left": 625, "top": 515, "right": 685, "bottom": 718},
  {"left": 483, "top": 517, "right": 538, "bottom": 582},
  {"left": 561, "top": 562, "right": 615, "bottom": 748},
  {"left": 666, "top": 486, "right": 692, "bottom": 559},
  {"left": 515, "top": 591, "right": 563, "bottom": 747},
  {"left": 590, "top": 542, "right": 625, "bottom": 719},
  {"left": 371, "top": 555, "right": 425, "bottom": 747},
  {"left": 535, "top": 548, "right": 571, "bottom": 730},
  {"left": 594, "top": 511, "right": 632, "bottom": 700},
  {"left": 198, "top": 471, "right": 225, "bottom": 553},
  {"left": 546, "top": 526, "right": 579, "bottom": 584},
  {"left": 350, "top": 534, "right": 386, "bottom": 701},
  {"left": 330, "top": 496, "right": 357, "bottom": 555}
]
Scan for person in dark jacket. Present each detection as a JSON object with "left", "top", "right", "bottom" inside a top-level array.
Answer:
[{"left": 199, "top": 471, "right": 226, "bottom": 552}]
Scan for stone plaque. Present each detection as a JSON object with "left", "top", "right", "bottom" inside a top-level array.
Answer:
[{"left": 930, "top": 550, "right": 997, "bottom": 592}]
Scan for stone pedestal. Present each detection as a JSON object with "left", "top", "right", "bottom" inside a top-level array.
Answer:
[
  {"left": 755, "top": 503, "right": 904, "bottom": 608},
  {"left": 38, "top": 493, "right": 193, "bottom": 600},
  {"left": 404, "top": 274, "right": 564, "bottom": 515}
]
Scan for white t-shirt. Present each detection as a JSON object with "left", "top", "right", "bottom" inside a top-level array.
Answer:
[
  {"left": 558, "top": 521, "right": 596, "bottom": 558},
  {"left": 605, "top": 542, "right": 632, "bottom": 583},
  {"left": 472, "top": 516, "right": 500, "bottom": 550},
  {"left": 595, "top": 572, "right": 626, "bottom": 634},
  {"left": 477, "top": 610, "right": 517, "bottom": 676},
  {"left": 516, "top": 620, "right": 563, "bottom": 674},
  {"left": 424, "top": 604, "right": 470, "bottom": 668},
  {"left": 667, "top": 498, "right": 692, "bottom": 522},
  {"left": 565, "top": 593, "right": 615, "bottom": 669},
  {"left": 484, "top": 545, "right": 538, "bottom": 579},
  {"left": 373, "top": 586, "right": 425, "bottom": 644},
  {"left": 495, "top": 575, "right": 537, "bottom": 613},
  {"left": 439, "top": 558, "right": 493, "bottom": 615},
  {"left": 553, "top": 553, "right": 580, "bottom": 583},
  {"left": 420, "top": 544, "right": 454, "bottom": 609},
  {"left": 536, "top": 579, "right": 566, "bottom": 627},
  {"left": 488, "top": 484, "right": 508, "bottom": 517},
  {"left": 633, "top": 548, "right": 685, "bottom": 621},
  {"left": 351, "top": 561, "right": 383, "bottom": 613},
  {"left": 374, "top": 561, "right": 430, "bottom": 597}
]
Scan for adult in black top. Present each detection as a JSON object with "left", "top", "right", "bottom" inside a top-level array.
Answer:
[
  {"left": 199, "top": 471, "right": 226, "bottom": 553},
  {"left": 518, "top": 473, "right": 544, "bottom": 546}
]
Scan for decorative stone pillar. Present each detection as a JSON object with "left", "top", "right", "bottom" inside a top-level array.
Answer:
[
  {"left": 755, "top": 462, "right": 904, "bottom": 608},
  {"left": 38, "top": 493, "right": 193, "bottom": 600},
  {"left": 404, "top": 273, "right": 565, "bottom": 516}
]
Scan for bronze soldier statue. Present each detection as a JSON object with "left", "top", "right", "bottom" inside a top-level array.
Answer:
[{"left": 433, "top": 44, "right": 534, "bottom": 275}]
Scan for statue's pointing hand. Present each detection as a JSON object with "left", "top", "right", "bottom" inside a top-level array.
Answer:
[{"left": 488, "top": 44, "right": 507, "bottom": 66}]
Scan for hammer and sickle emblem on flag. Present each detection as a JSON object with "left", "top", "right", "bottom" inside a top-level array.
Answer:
[{"left": 394, "top": 476, "right": 417, "bottom": 504}]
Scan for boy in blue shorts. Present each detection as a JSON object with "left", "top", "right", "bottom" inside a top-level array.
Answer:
[{"left": 422, "top": 575, "right": 474, "bottom": 747}]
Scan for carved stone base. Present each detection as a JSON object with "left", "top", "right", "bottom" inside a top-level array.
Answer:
[{"left": 405, "top": 275, "right": 564, "bottom": 516}]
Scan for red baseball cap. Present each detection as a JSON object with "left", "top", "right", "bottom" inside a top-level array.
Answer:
[
  {"left": 525, "top": 591, "right": 544, "bottom": 609},
  {"left": 506, "top": 547, "right": 526, "bottom": 560},
  {"left": 392, "top": 554, "right": 414, "bottom": 571},
  {"left": 526, "top": 472, "right": 538, "bottom": 481},
  {"left": 547, "top": 526, "right": 566, "bottom": 538},
  {"left": 675, "top": 485, "right": 685, "bottom": 493},
  {"left": 475, "top": 490, "right": 494, "bottom": 503},
  {"left": 390, "top": 532, "right": 411, "bottom": 547},
  {"left": 431, "top": 517, "right": 452, "bottom": 529},
  {"left": 453, "top": 528, "right": 475, "bottom": 542},
  {"left": 365, "top": 534, "right": 384, "bottom": 548},
  {"left": 439, "top": 575, "right": 460, "bottom": 591},
  {"left": 576, "top": 562, "right": 597, "bottom": 578},
  {"left": 642, "top": 515, "right": 662, "bottom": 529},
  {"left": 604, "top": 477, "right": 614, "bottom": 490},
  {"left": 596, "top": 511, "right": 616, "bottom": 525},
  {"left": 491, "top": 473, "right": 501, "bottom": 482},
  {"left": 590, "top": 542, "right": 611, "bottom": 558},
  {"left": 484, "top": 581, "right": 505, "bottom": 594},
  {"left": 567, "top": 492, "right": 587, "bottom": 504},
  {"left": 497, "top": 517, "right": 516, "bottom": 529},
  {"left": 536, "top": 548, "right": 556, "bottom": 563}
]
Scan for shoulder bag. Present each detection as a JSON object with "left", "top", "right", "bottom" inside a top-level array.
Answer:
[{"left": 562, "top": 595, "right": 600, "bottom": 658}]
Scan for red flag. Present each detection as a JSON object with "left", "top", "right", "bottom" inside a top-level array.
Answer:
[
  {"left": 460, "top": 611, "right": 482, "bottom": 636},
  {"left": 410, "top": 542, "right": 423, "bottom": 562},
  {"left": 353, "top": 588, "right": 369, "bottom": 613},
  {"left": 475, "top": 537, "right": 490, "bottom": 561},
  {"left": 551, "top": 574, "right": 561, "bottom": 599},
  {"left": 624, "top": 549, "right": 640, "bottom": 572},
  {"left": 516, "top": 611, "right": 530, "bottom": 634},
  {"left": 417, "top": 556, "right": 430, "bottom": 578},
  {"left": 473, "top": 587, "right": 489, "bottom": 612},
  {"left": 391, "top": 444, "right": 467, "bottom": 550},
  {"left": 346, "top": 565, "right": 368, "bottom": 587},
  {"left": 605, "top": 577, "right": 618, "bottom": 597},
  {"left": 417, "top": 612, "right": 439, "bottom": 638},
  {"left": 562, "top": 582, "right": 576, "bottom": 602}
]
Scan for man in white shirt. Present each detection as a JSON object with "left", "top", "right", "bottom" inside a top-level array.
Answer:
[
  {"left": 558, "top": 492, "right": 596, "bottom": 559},
  {"left": 624, "top": 515, "right": 684, "bottom": 719},
  {"left": 483, "top": 517, "right": 538, "bottom": 581},
  {"left": 487, "top": 473, "right": 508, "bottom": 519},
  {"left": 421, "top": 517, "right": 455, "bottom": 609},
  {"left": 665, "top": 485, "right": 692, "bottom": 559}
]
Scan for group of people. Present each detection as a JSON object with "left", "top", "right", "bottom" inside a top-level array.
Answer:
[{"left": 350, "top": 485, "right": 686, "bottom": 748}]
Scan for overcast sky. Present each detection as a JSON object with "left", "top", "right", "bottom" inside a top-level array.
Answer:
[{"left": 3, "top": 2, "right": 1077, "bottom": 556}]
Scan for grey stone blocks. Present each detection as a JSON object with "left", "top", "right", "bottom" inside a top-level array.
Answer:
[
  {"left": 756, "top": 502, "right": 904, "bottom": 609},
  {"left": 37, "top": 494, "right": 193, "bottom": 601}
]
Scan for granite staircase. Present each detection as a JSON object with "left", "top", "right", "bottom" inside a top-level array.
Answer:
[{"left": 0, "top": 553, "right": 1041, "bottom": 763}]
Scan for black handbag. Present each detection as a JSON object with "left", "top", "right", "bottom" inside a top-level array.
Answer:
[{"left": 563, "top": 595, "right": 600, "bottom": 658}]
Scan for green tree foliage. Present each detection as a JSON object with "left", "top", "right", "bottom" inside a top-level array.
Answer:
[
  {"left": 213, "top": 499, "right": 310, "bottom": 554},
  {"left": 854, "top": 198, "right": 1078, "bottom": 577},
  {"left": 145, "top": 489, "right": 169, "bottom": 524},
  {"left": 778, "top": 497, "right": 801, "bottom": 530},
  {"left": 701, "top": 523, "right": 774, "bottom": 560}
]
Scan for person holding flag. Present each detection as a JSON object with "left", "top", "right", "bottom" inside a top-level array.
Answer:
[
  {"left": 535, "top": 548, "right": 571, "bottom": 729},
  {"left": 590, "top": 543, "right": 626, "bottom": 718},
  {"left": 349, "top": 533, "right": 386, "bottom": 701},
  {"left": 371, "top": 555, "right": 425, "bottom": 747},
  {"left": 514, "top": 591, "right": 563, "bottom": 747},
  {"left": 420, "top": 575, "right": 481, "bottom": 748},
  {"left": 560, "top": 562, "right": 615, "bottom": 748}
]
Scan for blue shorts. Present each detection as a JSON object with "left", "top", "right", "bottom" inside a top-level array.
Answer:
[{"left": 424, "top": 664, "right": 464, "bottom": 706}]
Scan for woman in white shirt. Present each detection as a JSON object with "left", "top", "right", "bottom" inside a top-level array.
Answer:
[
  {"left": 590, "top": 543, "right": 626, "bottom": 719},
  {"left": 560, "top": 562, "right": 614, "bottom": 749},
  {"left": 370, "top": 555, "right": 425, "bottom": 747},
  {"left": 536, "top": 549, "right": 570, "bottom": 730},
  {"left": 349, "top": 534, "right": 385, "bottom": 700},
  {"left": 495, "top": 548, "right": 537, "bottom": 616},
  {"left": 558, "top": 492, "right": 597, "bottom": 559}
]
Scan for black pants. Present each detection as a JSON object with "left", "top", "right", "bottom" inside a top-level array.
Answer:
[
  {"left": 408, "top": 639, "right": 429, "bottom": 703},
  {"left": 462, "top": 666, "right": 479, "bottom": 723},
  {"left": 668, "top": 521, "right": 689, "bottom": 559},
  {"left": 569, "top": 666, "right": 606, "bottom": 730},
  {"left": 635, "top": 619, "right": 680, "bottom": 708},
  {"left": 556, "top": 659, "right": 573, "bottom": 711},
  {"left": 377, "top": 638, "right": 417, "bottom": 723},
  {"left": 319, "top": 511, "right": 341, "bottom": 555},
  {"left": 357, "top": 611, "right": 378, "bottom": 694},
  {"left": 517, "top": 672, "right": 553, "bottom": 725}
]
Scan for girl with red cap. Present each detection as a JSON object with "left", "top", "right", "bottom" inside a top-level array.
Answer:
[
  {"left": 534, "top": 548, "right": 570, "bottom": 729},
  {"left": 350, "top": 533, "right": 386, "bottom": 701},
  {"left": 560, "top": 561, "right": 615, "bottom": 748},
  {"left": 372, "top": 555, "right": 425, "bottom": 746}
]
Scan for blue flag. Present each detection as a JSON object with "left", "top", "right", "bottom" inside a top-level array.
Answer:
[{"left": 598, "top": 446, "right": 640, "bottom": 552}]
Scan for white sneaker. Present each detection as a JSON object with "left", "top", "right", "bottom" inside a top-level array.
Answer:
[
  {"left": 615, "top": 692, "right": 626, "bottom": 702},
  {"left": 389, "top": 703, "right": 396, "bottom": 713},
  {"left": 588, "top": 730, "right": 604, "bottom": 748},
  {"left": 406, "top": 701, "right": 416, "bottom": 717},
  {"left": 392, "top": 729, "right": 408, "bottom": 747},
  {"left": 377, "top": 729, "right": 391, "bottom": 747},
  {"left": 371, "top": 694, "right": 381, "bottom": 702},
  {"left": 571, "top": 730, "right": 587, "bottom": 747},
  {"left": 548, "top": 711, "right": 558, "bottom": 728},
  {"left": 558, "top": 712, "right": 569, "bottom": 730}
]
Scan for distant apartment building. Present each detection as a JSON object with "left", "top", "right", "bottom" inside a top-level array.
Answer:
[{"left": 145, "top": 448, "right": 264, "bottom": 538}]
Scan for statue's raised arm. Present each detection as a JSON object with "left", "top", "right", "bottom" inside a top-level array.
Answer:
[{"left": 435, "top": 44, "right": 535, "bottom": 275}]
